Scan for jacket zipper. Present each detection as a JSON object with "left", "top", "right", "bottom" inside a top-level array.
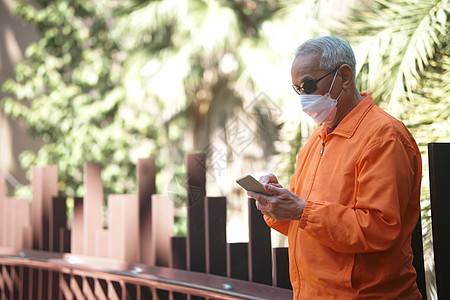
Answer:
[
  {"left": 304, "top": 136, "right": 327, "bottom": 201},
  {"left": 295, "top": 135, "right": 327, "bottom": 293}
]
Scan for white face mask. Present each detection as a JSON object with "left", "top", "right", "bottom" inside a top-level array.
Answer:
[{"left": 299, "top": 70, "right": 343, "bottom": 124}]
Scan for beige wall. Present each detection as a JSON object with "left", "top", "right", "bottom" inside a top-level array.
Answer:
[{"left": 0, "top": 0, "right": 41, "bottom": 195}]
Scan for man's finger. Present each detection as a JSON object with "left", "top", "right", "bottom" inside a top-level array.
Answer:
[
  {"left": 260, "top": 173, "right": 278, "bottom": 185},
  {"left": 248, "top": 191, "right": 270, "bottom": 204},
  {"left": 264, "top": 184, "right": 284, "bottom": 195},
  {"left": 247, "top": 191, "right": 260, "bottom": 200},
  {"left": 255, "top": 200, "right": 263, "bottom": 211}
]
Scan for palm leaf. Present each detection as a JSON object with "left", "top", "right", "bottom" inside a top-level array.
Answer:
[{"left": 342, "top": 0, "right": 449, "bottom": 117}]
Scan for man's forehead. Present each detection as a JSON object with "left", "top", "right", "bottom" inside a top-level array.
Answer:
[{"left": 292, "top": 53, "right": 320, "bottom": 79}]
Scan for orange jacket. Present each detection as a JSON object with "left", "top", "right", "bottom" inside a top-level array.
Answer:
[{"left": 265, "top": 93, "right": 422, "bottom": 299}]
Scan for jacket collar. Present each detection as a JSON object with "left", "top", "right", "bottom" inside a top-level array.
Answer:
[{"left": 320, "top": 92, "right": 374, "bottom": 139}]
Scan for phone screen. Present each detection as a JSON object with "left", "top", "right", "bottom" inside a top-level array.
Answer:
[{"left": 236, "top": 175, "right": 272, "bottom": 196}]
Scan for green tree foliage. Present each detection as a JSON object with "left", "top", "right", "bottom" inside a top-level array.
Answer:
[
  {"left": 1, "top": 0, "right": 186, "bottom": 198},
  {"left": 1, "top": 0, "right": 285, "bottom": 203},
  {"left": 340, "top": 0, "right": 449, "bottom": 120}
]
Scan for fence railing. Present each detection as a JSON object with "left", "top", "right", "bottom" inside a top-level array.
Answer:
[
  {"left": 0, "top": 143, "right": 449, "bottom": 299},
  {"left": 0, "top": 248, "right": 293, "bottom": 299},
  {"left": 0, "top": 153, "right": 293, "bottom": 299}
]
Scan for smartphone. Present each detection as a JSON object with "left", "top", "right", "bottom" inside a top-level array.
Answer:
[{"left": 236, "top": 174, "right": 272, "bottom": 196}]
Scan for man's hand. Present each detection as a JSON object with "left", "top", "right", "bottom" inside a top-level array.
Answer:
[
  {"left": 259, "top": 173, "right": 283, "bottom": 188},
  {"left": 247, "top": 174, "right": 306, "bottom": 221}
]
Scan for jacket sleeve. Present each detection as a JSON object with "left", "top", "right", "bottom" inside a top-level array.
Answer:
[
  {"left": 298, "top": 137, "right": 420, "bottom": 254},
  {"left": 264, "top": 216, "right": 290, "bottom": 236}
]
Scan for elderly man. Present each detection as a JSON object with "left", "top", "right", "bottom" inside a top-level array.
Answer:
[{"left": 247, "top": 36, "right": 422, "bottom": 299}]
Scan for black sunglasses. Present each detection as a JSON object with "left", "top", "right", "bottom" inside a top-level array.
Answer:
[{"left": 292, "top": 65, "right": 340, "bottom": 95}]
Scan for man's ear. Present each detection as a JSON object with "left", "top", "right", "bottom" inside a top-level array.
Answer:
[{"left": 339, "top": 64, "right": 354, "bottom": 89}]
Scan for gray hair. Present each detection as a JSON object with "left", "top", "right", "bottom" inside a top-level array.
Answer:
[{"left": 295, "top": 36, "right": 356, "bottom": 76}]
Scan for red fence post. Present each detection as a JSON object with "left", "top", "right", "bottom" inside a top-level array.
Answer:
[
  {"left": 185, "top": 154, "right": 206, "bottom": 273},
  {"left": 31, "top": 166, "right": 58, "bottom": 251},
  {"left": 13, "top": 198, "right": 31, "bottom": 249},
  {"left": 83, "top": 162, "right": 103, "bottom": 256},
  {"left": 108, "top": 194, "right": 139, "bottom": 263},
  {"left": 31, "top": 167, "right": 42, "bottom": 251},
  {"left": 227, "top": 242, "right": 248, "bottom": 281},
  {"left": 95, "top": 229, "right": 109, "bottom": 258},
  {"left": 150, "top": 194, "right": 173, "bottom": 267},
  {"left": 59, "top": 227, "right": 71, "bottom": 253},
  {"left": 248, "top": 198, "right": 272, "bottom": 285},
  {"left": 170, "top": 236, "right": 187, "bottom": 270},
  {"left": 137, "top": 158, "right": 156, "bottom": 265},
  {"left": 51, "top": 197, "right": 67, "bottom": 252},
  {"left": 272, "top": 247, "right": 291, "bottom": 289},
  {"left": 205, "top": 196, "right": 227, "bottom": 276},
  {"left": 71, "top": 197, "right": 84, "bottom": 254}
]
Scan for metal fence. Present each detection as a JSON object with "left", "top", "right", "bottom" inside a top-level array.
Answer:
[
  {"left": 0, "top": 248, "right": 293, "bottom": 299},
  {"left": 0, "top": 153, "right": 292, "bottom": 299},
  {"left": 1, "top": 143, "right": 450, "bottom": 299}
]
